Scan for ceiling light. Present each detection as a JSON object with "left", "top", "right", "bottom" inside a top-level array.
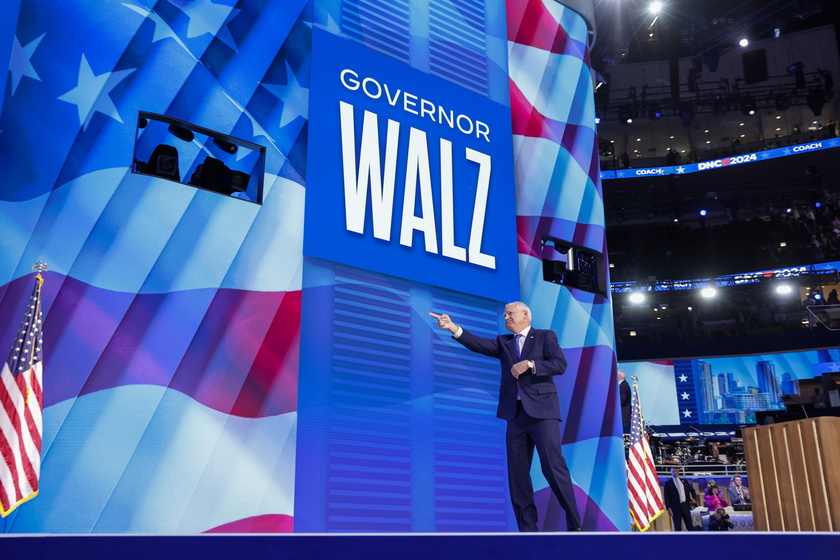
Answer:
[
  {"left": 739, "top": 38, "right": 749, "bottom": 47},
  {"left": 629, "top": 292, "right": 646, "bottom": 304}
]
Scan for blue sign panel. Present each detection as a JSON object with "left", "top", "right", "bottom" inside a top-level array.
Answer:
[
  {"left": 305, "top": 29, "right": 519, "bottom": 301},
  {"left": 601, "top": 138, "right": 840, "bottom": 180}
]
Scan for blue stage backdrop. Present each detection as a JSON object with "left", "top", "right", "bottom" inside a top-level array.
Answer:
[{"left": 0, "top": 0, "right": 627, "bottom": 533}]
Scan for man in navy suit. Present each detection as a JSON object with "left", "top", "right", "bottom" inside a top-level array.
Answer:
[
  {"left": 430, "top": 302, "right": 581, "bottom": 532},
  {"left": 663, "top": 467, "right": 697, "bottom": 530}
]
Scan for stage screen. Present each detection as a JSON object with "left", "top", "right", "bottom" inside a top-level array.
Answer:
[{"left": 620, "top": 347, "right": 840, "bottom": 425}]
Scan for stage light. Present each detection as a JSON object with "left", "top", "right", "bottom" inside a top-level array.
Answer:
[
  {"left": 595, "top": 116, "right": 601, "bottom": 124},
  {"left": 168, "top": 123, "right": 195, "bottom": 143},
  {"left": 542, "top": 259, "right": 567, "bottom": 284},
  {"left": 213, "top": 137, "right": 238, "bottom": 154},
  {"left": 649, "top": 1, "right": 663, "bottom": 15},
  {"left": 135, "top": 144, "right": 181, "bottom": 181},
  {"left": 189, "top": 156, "right": 250, "bottom": 195},
  {"left": 699, "top": 209, "right": 707, "bottom": 217},
  {"left": 701, "top": 287, "right": 716, "bottom": 298},
  {"left": 629, "top": 292, "right": 646, "bottom": 304},
  {"left": 739, "top": 38, "right": 749, "bottom": 47},
  {"left": 776, "top": 285, "right": 792, "bottom": 294},
  {"left": 740, "top": 97, "right": 756, "bottom": 116},
  {"left": 619, "top": 105, "right": 636, "bottom": 124}
]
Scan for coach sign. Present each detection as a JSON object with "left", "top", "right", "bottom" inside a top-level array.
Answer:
[{"left": 305, "top": 28, "right": 519, "bottom": 301}]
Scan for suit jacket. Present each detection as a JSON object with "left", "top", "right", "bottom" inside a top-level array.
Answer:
[
  {"left": 455, "top": 328, "right": 567, "bottom": 421},
  {"left": 727, "top": 484, "right": 749, "bottom": 504},
  {"left": 619, "top": 380, "right": 631, "bottom": 425},
  {"left": 663, "top": 477, "right": 697, "bottom": 509}
]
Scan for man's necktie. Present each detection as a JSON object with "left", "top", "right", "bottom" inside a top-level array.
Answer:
[{"left": 515, "top": 333, "right": 523, "bottom": 360}]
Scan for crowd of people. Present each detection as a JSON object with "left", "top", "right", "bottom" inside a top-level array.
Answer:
[{"left": 663, "top": 470, "right": 750, "bottom": 531}]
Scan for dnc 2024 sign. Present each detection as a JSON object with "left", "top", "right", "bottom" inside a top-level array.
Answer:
[{"left": 305, "top": 28, "right": 519, "bottom": 302}]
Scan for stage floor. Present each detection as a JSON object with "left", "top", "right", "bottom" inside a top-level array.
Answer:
[{"left": 1, "top": 532, "right": 838, "bottom": 560}]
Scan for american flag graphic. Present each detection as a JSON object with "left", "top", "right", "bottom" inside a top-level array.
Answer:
[
  {"left": 626, "top": 377, "right": 664, "bottom": 531},
  {"left": 0, "top": 273, "right": 44, "bottom": 517}
]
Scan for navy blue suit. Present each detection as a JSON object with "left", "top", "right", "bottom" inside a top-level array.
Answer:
[{"left": 455, "top": 328, "right": 580, "bottom": 531}]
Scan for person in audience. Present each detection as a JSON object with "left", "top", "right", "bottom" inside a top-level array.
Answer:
[
  {"left": 707, "top": 507, "right": 734, "bottom": 531},
  {"left": 727, "top": 476, "right": 750, "bottom": 505},
  {"left": 663, "top": 468, "right": 697, "bottom": 531},
  {"left": 704, "top": 484, "right": 729, "bottom": 511},
  {"left": 811, "top": 387, "right": 829, "bottom": 408},
  {"left": 618, "top": 369, "right": 631, "bottom": 429}
]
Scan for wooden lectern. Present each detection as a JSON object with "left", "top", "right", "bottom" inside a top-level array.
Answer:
[{"left": 743, "top": 416, "right": 840, "bottom": 531}]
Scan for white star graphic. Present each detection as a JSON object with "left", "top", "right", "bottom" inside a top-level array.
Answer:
[
  {"left": 173, "top": 0, "right": 238, "bottom": 41},
  {"left": 681, "top": 392, "right": 690, "bottom": 400},
  {"left": 263, "top": 62, "right": 310, "bottom": 128},
  {"left": 309, "top": 9, "right": 342, "bottom": 35},
  {"left": 123, "top": 3, "right": 190, "bottom": 52},
  {"left": 9, "top": 33, "right": 45, "bottom": 95},
  {"left": 58, "top": 55, "right": 136, "bottom": 130},
  {"left": 829, "top": 362, "right": 840, "bottom": 372},
  {"left": 783, "top": 148, "right": 792, "bottom": 156},
  {"left": 676, "top": 166, "right": 685, "bottom": 174},
  {"left": 678, "top": 374, "right": 688, "bottom": 382},
  {"left": 683, "top": 409, "right": 692, "bottom": 418},
  {"left": 761, "top": 151, "right": 770, "bottom": 159}
]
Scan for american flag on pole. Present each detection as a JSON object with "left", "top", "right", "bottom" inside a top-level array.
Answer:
[
  {"left": 0, "top": 273, "right": 45, "bottom": 517},
  {"left": 626, "top": 377, "right": 665, "bottom": 531}
]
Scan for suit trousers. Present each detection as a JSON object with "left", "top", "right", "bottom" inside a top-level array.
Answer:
[
  {"left": 671, "top": 502, "right": 694, "bottom": 531},
  {"left": 506, "top": 401, "right": 580, "bottom": 531}
]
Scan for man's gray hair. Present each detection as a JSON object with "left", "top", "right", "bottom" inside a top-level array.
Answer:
[{"left": 508, "top": 301, "right": 531, "bottom": 317}]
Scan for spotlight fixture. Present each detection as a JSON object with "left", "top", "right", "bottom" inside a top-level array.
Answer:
[
  {"left": 774, "top": 93, "right": 790, "bottom": 111},
  {"left": 542, "top": 259, "right": 567, "bottom": 284},
  {"left": 189, "top": 156, "right": 250, "bottom": 195},
  {"left": 701, "top": 287, "right": 717, "bottom": 298},
  {"left": 739, "top": 97, "right": 756, "bottom": 116},
  {"left": 739, "top": 38, "right": 749, "bottom": 47},
  {"left": 619, "top": 104, "right": 636, "bottom": 124},
  {"left": 135, "top": 144, "right": 180, "bottom": 181},
  {"left": 629, "top": 292, "right": 646, "bottom": 304},
  {"left": 168, "top": 123, "right": 195, "bottom": 142},
  {"left": 213, "top": 137, "right": 238, "bottom": 154}
]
